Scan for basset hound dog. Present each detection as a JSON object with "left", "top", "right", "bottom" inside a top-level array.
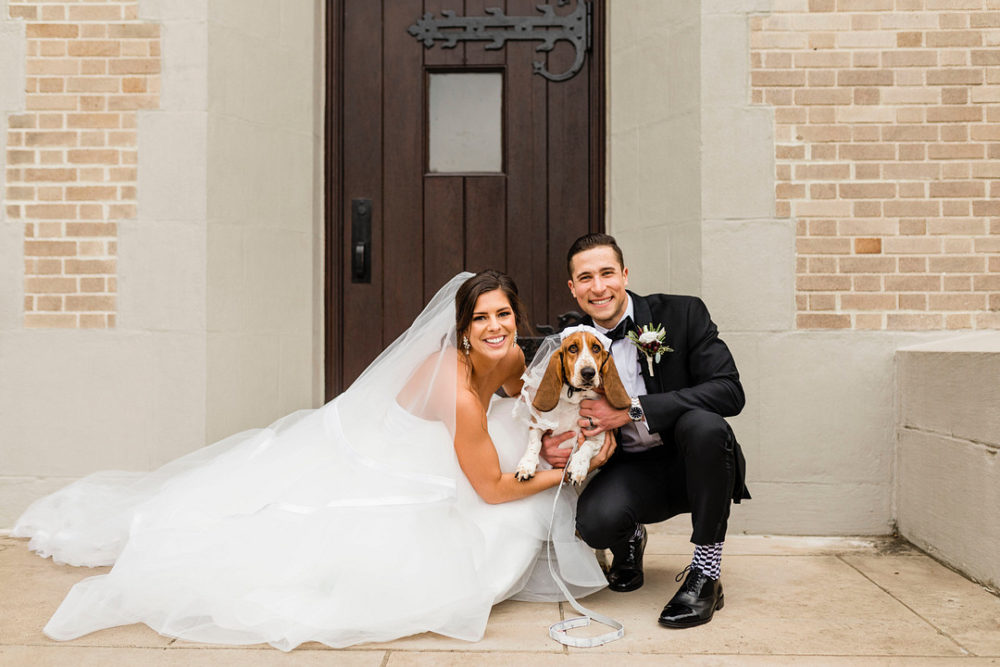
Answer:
[{"left": 515, "top": 328, "right": 632, "bottom": 485}]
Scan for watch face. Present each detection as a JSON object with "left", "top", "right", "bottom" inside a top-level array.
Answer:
[{"left": 628, "top": 406, "right": 643, "bottom": 421}]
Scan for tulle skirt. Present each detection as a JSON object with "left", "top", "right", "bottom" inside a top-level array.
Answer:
[{"left": 13, "top": 397, "right": 606, "bottom": 650}]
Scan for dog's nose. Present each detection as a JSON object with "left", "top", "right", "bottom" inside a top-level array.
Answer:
[{"left": 581, "top": 367, "right": 596, "bottom": 381}]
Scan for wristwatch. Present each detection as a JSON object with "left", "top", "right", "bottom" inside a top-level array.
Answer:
[{"left": 628, "top": 397, "right": 644, "bottom": 422}]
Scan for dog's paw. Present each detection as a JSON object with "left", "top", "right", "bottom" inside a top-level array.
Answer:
[
  {"left": 515, "top": 455, "right": 538, "bottom": 481},
  {"left": 566, "top": 455, "right": 590, "bottom": 485}
]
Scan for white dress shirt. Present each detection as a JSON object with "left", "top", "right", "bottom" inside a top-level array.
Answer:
[{"left": 594, "top": 296, "right": 664, "bottom": 453}]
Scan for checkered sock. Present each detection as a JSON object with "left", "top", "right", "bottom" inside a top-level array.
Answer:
[{"left": 691, "top": 542, "right": 724, "bottom": 580}]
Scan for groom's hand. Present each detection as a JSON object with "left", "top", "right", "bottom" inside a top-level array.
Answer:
[
  {"left": 578, "top": 397, "right": 630, "bottom": 438},
  {"left": 540, "top": 430, "right": 575, "bottom": 468}
]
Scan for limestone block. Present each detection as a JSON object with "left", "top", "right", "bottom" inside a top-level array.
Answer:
[
  {"left": 241, "top": 227, "right": 314, "bottom": 335},
  {"left": 702, "top": 218, "right": 796, "bottom": 332},
  {"left": 756, "top": 333, "right": 900, "bottom": 486},
  {"left": 702, "top": 0, "right": 772, "bottom": 15},
  {"left": 0, "top": 331, "right": 205, "bottom": 476},
  {"left": 279, "top": 0, "right": 321, "bottom": 55},
  {"left": 0, "top": 223, "right": 21, "bottom": 330},
  {"left": 607, "top": 128, "right": 640, "bottom": 230},
  {"left": 138, "top": 0, "right": 208, "bottom": 22},
  {"left": 612, "top": 225, "right": 673, "bottom": 296},
  {"left": 701, "top": 106, "right": 775, "bottom": 220},
  {"left": 205, "top": 222, "right": 245, "bottom": 332},
  {"left": 0, "top": 19, "right": 25, "bottom": 112},
  {"left": 732, "top": 480, "right": 894, "bottom": 535},
  {"left": 208, "top": 0, "right": 280, "bottom": 41},
  {"left": 137, "top": 111, "right": 207, "bottom": 222},
  {"left": 206, "top": 114, "right": 253, "bottom": 223},
  {"left": 639, "top": 115, "right": 701, "bottom": 228},
  {"left": 668, "top": 219, "right": 703, "bottom": 297},
  {"left": 897, "top": 333, "right": 1000, "bottom": 448},
  {"left": 700, "top": 12, "right": 750, "bottom": 108},
  {"left": 159, "top": 20, "right": 208, "bottom": 112},
  {"left": 279, "top": 331, "right": 321, "bottom": 412},
  {"left": 897, "top": 428, "right": 999, "bottom": 590},
  {"left": 118, "top": 220, "right": 206, "bottom": 332},
  {"left": 206, "top": 331, "right": 281, "bottom": 442}
]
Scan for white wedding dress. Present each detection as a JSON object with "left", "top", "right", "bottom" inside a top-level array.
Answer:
[{"left": 13, "top": 273, "right": 606, "bottom": 651}]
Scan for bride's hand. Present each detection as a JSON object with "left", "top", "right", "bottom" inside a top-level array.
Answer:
[{"left": 587, "top": 430, "right": 616, "bottom": 473}]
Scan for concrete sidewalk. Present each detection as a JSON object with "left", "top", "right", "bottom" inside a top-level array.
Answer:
[{"left": 2, "top": 531, "right": 998, "bottom": 665}]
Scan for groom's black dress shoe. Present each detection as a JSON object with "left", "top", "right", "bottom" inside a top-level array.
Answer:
[
  {"left": 658, "top": 566, "right": 724, "bottom": 628},
  {"left": 606, "top": 525, "right": 646, "bottom": 592}
]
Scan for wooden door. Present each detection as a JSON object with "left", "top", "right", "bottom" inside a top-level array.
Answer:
[{"left": 325, "top": 0, "right": 605, "bottom": 399}]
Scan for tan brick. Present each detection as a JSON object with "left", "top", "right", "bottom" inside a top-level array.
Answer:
[
  {"left": 794, "top": 52, "right": 851, "bottom": 68},
  {"left": 5, "top": 186, "right": 34, "bottom": 200},
  {"left": 928, "top": 143, "right": 984, "bottom": 159},
  {"left": 65, "top": 259, "right": 116, "bottom": 275},
  {"left": 926, "top": 30, "right": 983, "bottom": 47},
  {"left": 927, "top": 70, "right": 985, "bottom": 86},
  {"left": 65, "top": 294, "right": 115, "bottom": 311},
  {"left": 809, "top": 70, "right": 836, "bottom": 87},
  {"left": 853, "top": 275, "right": 883, "bottom": 291},
  {"left": 29, "top": 258, "right": 63, "bottom": 276},
  {"left": 107, "top": 23, "right": 161, "bottom": 39},
  {"left": 882, "top": 163, "right": 939, "bottom": 180},
  {"left": 928, "top": 293, "right": 987, "bottom": 310},
  {"left": 808, "top": 220, "right": 838, "bottom": 237},
  {"left": 78, "top": 313, "right": 109, "bottom": 328},
  {"left": 80, "top": 277, "right": 106, "bottom": 293},
  {"left": 811, "top": 145, "right": 837, "bottom": 159},
  {"left": 855, "top": 314, "right": 885, "bottom": 329},
  {"left": 68, "top": 4, "right": 123, "bottom": 21},
  {"left": 25, "top": 94, "right": 77, "bottom": 111},
  {"left": 897, "top": 32, "right": 923, "bottom": 47},
  {"left": 122, "top": 77, "right": 147, "bottom": 93},
  {"left": 25, "top": 276, "right": 76, "bottom": 294},
  {"left": 929, "top": 180, "right": 985, "bottom": 198},
  {"left": 67, "top": 149, "right": 119, "bottom": 164},
  {"left": 809, "top": 183, "right": 837, "bottom": 199},
  {"left": 66, "top": 113, "right": 120, "bottom": 129},
  {"left": 795, "top": 89, "right": 852, "bottom": 106},
  {"left": 882, "top": 50, "right": 938, "bottom": 67},
  {"left": 751, "top": 70, "right": 806, "bottom": 87},
  {"left": 24, "top": 240, "right": 76, "bottom": 257},
  {"left": 854, "top": 201, "right": 882, "bottom": 216},
  {"left": 945, "top": 314, "right": 974, "bottom": 329},
  {"left": 80, "top": 59, "right": 106, "bottom": 75},
  {"left": 929, "top": 255, "right": 986, "bottom": 272},
  {"left": 898, "top": 293, "right": 928, "bottom": 310},
  {"left": 942, "top": 200, "right": 971, "bottom": 216},
  {"left": 928, "top": 218, "right": 987, "bottom": 234},
  {"left": 841, "top": 293, "right": 897, "bottom": 310},
  {"left": 66, "top": 186, "right": 117, "bottom": 201},
  {"left": 27, "top": 59, "right": 79, "bottom": 76},
  {"left": 108, "top": 58, "right": 161, "bottom": 75},
  {"left": 938, "top": 124, "right": 968, "bottom": 141},
  {"left": 943, "top": 237, "right": 974, "bottom": 253},
  {"left": 9, "top": 5, "right": 38, "bottom": 19},
  {"left": 887, "top": 313, "right": 944, "bottom": 329},
  {"left": 840, "top": 256, "right": 897, "bottom": 273},
  {"left": 797, "top": 313, "right": 852, "bottom": 329},
  {"left": 839, "top": 144, "right": 895, "bottom": 160},
  {"left": 854, "top": 87, "right": 881, "bottom": 105},
  {"left": 25, "top": 313, "right": 77, "bottom": 328},
  {"left": 943, "top": 274, "right": 973, "bottom": 290},
  {"left": 973, "top": 273, "right": 1000, "bottom": 289},
  {"left": 883, "top": 201, "right": 941, "bottom": 217},
  {"left": 26, "top": 24, "right": 79, "bottom": 39},
  {"left": 795, "top": 200, "right": 853, "bottom": 217},
  {"left": 809, "top": 294, "right": 837, "bottom": 311},
  {"left": 853, "top": 126, "right": 880, "bottom": 142},
  {"left": 108, "top": 95, "right": 158, "bottom": 111},
  {"left": 839, "top": 183, "right": 896, "bottom": 199},
  {"left": 23, "top": 204, "right": 75, "bottom": 220},
  {"left": 941, "top": 162, "right": 970, "bottom": 179},
  {"left": 66, "top": 222, "right": 117, "bottom": 237},
  {"left": 797, "top": 275, "right": 852, "bottom": 291},
  {"left": 795, "top": 163, "right": 852, "bottom": 179},
  {"left": 23, "top": 168, "right": 76, "bottom": 182},
  {"left": 798, "top": 238, "right": 852, "bottom": 254},
  {"left": 798, "top": 125, "right": 852, "bottom": 142},
  {"left": 838, "top": 70, "right": 894, "bottom": 87},
  {"left": 854, "top": 238, "right": 882, "bottom": 254},
  {"left": 67, "top": 40, "right": 120, "bottom": 58},
  {"left": 35, "top": 295, "right": 63, "bottom": 312}
]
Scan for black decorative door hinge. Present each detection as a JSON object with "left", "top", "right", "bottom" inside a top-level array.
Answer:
[{"left": 408, "top": 2, "right": 591, "bottom": 82}]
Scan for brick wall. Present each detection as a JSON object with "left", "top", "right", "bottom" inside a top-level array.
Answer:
[
  {"left": 5, "top": 0, "right": 160, "bottom": 328},
  {"left": 751, "top": 0, "right": 1000, "bottom": 330}
]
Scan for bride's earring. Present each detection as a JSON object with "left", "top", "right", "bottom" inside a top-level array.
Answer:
[
  {"left": 462, "top": 335, "right": 471, "bottom": 354},
  {"left": 513, "top": 332, "right": 518, "bottom": 346}
]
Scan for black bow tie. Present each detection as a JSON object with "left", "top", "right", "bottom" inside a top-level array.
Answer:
[{"left": 605, "top": 316, "right": 634, "bottom": 342}]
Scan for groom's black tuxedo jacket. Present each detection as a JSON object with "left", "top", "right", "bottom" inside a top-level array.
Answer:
[{"left": 583, "top": 290, "right": 750, "bottom": 503}]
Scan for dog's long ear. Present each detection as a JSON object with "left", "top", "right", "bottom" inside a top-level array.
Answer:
[
  {"left": 600, "top": 354, "right": 633, "bottom": 409},
  {"left": 532, "top": 350, "right": 565, "bottom": 412}
]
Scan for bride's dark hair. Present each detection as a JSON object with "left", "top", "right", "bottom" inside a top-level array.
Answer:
[{"left": 455, "top": 270, "right": 527, "bottom": 338}]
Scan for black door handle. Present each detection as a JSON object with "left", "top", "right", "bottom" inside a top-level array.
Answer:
[{"left": 351, "top": 198, "right": 371, "bottom": 283}]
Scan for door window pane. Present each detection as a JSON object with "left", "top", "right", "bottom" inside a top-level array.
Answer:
[{"left": 428, "top": 73, "right": 502, "bottom": 173}]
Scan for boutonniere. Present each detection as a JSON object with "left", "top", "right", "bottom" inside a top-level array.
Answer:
[{"left": 626, "top": 323, "right": 673, "bottom": 376}]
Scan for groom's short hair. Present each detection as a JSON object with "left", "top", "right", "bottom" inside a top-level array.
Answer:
[{"left": 567, "top": 233, "right": 625, "bottom": 277}]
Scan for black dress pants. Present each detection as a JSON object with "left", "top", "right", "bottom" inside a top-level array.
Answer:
[{"left": 576, "top": 408, "right": 737, "bottom": 547}]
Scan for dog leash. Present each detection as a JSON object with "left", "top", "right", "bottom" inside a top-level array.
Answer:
[{"left": 544, "top": 439, "right": 624, "bottom": 647}]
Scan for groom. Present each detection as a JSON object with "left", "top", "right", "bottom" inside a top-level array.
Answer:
[{"left": 541, "top": 233, "right": 749, "bottom": 628}]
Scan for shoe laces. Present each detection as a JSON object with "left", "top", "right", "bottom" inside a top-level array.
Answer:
[{"left": 674, "top": 565, "right": 707, "bottom": 591}]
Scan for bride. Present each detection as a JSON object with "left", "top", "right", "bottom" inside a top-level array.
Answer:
[{"left": 13, "top": 270, "right": 614, "bottom": 651}]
